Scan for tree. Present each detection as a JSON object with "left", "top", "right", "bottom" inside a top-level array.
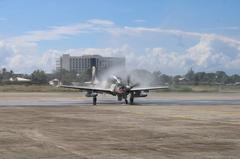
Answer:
[
  {"left": 185, "top": 68, "right": 194, "bottom": 82},
  {"left": 173, "top": 75, "right": 182, "bottom": 84},
  {"left": 10, "top": 70, "right": 14, "bottom": 76},
  {"left": 192, "top": 72, "right": 210, "bottom": 85},
  {"left": 0, "top": 68, "right": 13, "bottom": 82},
  {"left": 228, "top": 74, "right": 240, "bottom": 84},
  {"left": 160, "top": 74, "right": 173, "bottom": 85},
  {"left": 31, "top": 70, "right": 48, "bottom": 84},
  {"left": 2, "top": 68, "right": 6, "bottom": 75},
  {"left": 215, "top": 71, "right": 228, "bottom": 84},
  {"left": 204, "top": 73, "right": 216, "bottom": 84}
]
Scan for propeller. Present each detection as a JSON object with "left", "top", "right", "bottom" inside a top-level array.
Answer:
[
  {"left": 129, "top": 83, "right": 139, "bottom": 89},
  {"left": 126, "top": 75, "right": 139, "bottom": 90},
  {"left": 112, "top": 75, "right": 139, "bottom": 91}
]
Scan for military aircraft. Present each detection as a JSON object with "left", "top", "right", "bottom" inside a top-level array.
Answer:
[{"left": 57, "top": 66, "right": 168, "bottom": 105}]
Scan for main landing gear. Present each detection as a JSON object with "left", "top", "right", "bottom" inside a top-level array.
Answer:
[
  {"left": 124, "top": 97, "right": 134, "bottom": 105},
  {"left": 130, "top": 96, "right": 134, "bottom": 105},
  {"left": 124, "top": 94, "right": 134, "bottom": 105},
  {"left": 129, "top": 92, "right": 134, "bottom": 105},
  {"left": 124, "top": 98, "right": 128, "bottom": 104},
  {"left": 93, "top": 96, "right": 97, "bottom": 105}
]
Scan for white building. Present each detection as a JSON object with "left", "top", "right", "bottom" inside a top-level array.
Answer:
[{"left": 56, "top": 54, "right": 125, "bottom": 73}]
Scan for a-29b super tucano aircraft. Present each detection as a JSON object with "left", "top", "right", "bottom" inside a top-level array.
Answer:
[{"left": 58, "top": 67, "right": 168, "bottom": 105}]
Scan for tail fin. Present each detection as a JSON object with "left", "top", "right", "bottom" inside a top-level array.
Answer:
[
  {"left": 91, "top": 66, "right": 96, "bottom": 84},
  {"left": 85, "top": 66, "right": 99, "bottom": 85}
]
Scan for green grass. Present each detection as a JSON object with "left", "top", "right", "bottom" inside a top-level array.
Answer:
[
  {"left": 168, "top": 85, "right": 240, "bottom": 92},
  {"left": 169, "top": 85, "right": 193, "bottom": 92}
]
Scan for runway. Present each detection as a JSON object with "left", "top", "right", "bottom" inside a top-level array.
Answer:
[
  {"left": 0, "top": 92, "right": 240, "bottom": 159},
  {"left": 0, "top": 95, "right": 240, "bottom": 106}
]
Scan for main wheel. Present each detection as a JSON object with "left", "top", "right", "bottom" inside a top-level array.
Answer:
[
  {"left": 130, "top": 97, "right": 134, "bottom": 105},
  {"left": 125, "top": 99, "right": 128, "bottom": 104},
  {"left": 93, "top": 97, "right": 97, "bottom": 105},
  {"left": 130, "top": 92, "right": 134, "bottom": 105}
]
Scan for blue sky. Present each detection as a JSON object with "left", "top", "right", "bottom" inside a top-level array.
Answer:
[{"left": 0, "top": 0, "right": 240, "bottom": 74}]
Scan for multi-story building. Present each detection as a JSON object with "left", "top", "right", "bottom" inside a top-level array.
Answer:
[{"left": 56, "top": 54, "right": 125, "bottom": 73}]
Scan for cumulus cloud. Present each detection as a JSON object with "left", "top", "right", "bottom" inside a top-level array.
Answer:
[
  {"left": 40, "top": 42, "right": 239, "bottom": 74},
  {"left": 0, "top": 19, "right": 240, "bottom": 74}
]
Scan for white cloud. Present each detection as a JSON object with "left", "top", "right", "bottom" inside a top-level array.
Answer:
[
  {"left": 0, "top": 19, "right": 240, "bottom": 74},
  {"left": 186, "top": 37, "right": 214, "bottom": 67},
  {"left": 186, "top": 40, "right": 231, "bottom": 73},
  {"left": 39, "top": 42, "right": 238, "bottom": 75},
  {"left": 87, "top": 19, "right": 115, "bottom": 26},
  {"left": 4, "top": 19, "right": 114, "bottom": 46},
  {"left": 122, "top": 27, "right": 240, "bottom": 49},
  {"left": 4, "top": 19, "right": 240, "bottom": 49}
]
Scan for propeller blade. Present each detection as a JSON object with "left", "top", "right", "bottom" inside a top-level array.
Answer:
[
  {"left": 125, "top": 75, "right": 139, "bottom": 90},
  {"left": 130, "top": 83, "right": 140, "bottom": 89},
  {"left": 112, "top": 76, "right": 121, "bottom": 84}
]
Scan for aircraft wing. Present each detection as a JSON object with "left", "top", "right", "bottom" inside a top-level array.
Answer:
[
  {"left": 131, "top": 86, "right": 169, "bottom": 91},
  {"left": 59, "top": 85, "right": 112, "bottom": 93}
]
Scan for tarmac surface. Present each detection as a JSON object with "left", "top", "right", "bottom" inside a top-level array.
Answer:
[
  {"left": 1, "top": 98, "right": 240, "bottom": 106},
  {"left": 0, "top": 92, "right": 240, "bottom": 106},
  {"left": 0, "top": 92, "right": 239, "bottom": 159}
]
